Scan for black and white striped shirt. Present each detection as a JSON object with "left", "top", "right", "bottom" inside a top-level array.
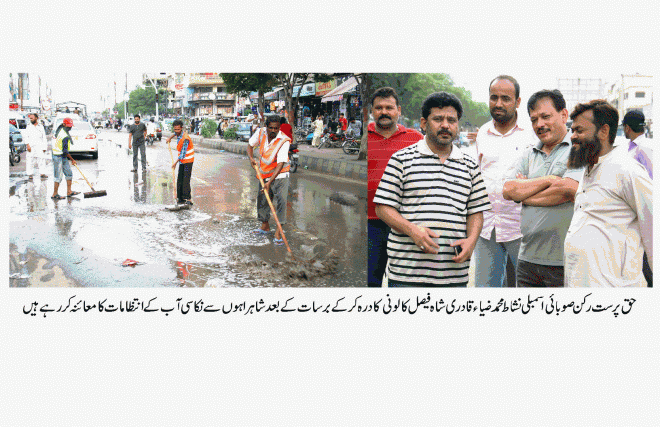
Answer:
[{"left": 374, "top": 138, "right": 491, "bottom": 286}]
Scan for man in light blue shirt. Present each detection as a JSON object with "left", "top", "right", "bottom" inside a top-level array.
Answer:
[{"left": 503, "top": 90, "right": 582, "bottom": 287}]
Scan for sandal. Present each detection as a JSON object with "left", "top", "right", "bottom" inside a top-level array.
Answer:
[
  {"left": 252, "top": 229, "right": 270, "bottom": 235},
  {"left": 67, "top": 191, "right": 80, "bottom": 197},
  {"left": 51, "top": 195, "right": 65, "bottom": 200},
  {"left": 273, "top": 238, "right": 284, "bottom": 245}
]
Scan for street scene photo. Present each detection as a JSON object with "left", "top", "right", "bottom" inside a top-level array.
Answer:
[{"left": 8, "top": 72, "right": 368, "bottom": 287}]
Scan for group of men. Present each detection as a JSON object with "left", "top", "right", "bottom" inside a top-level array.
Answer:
[{"left": 368, "top": 76, "right": 653, "bottom": 288}]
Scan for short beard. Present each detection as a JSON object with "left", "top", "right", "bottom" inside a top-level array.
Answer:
[
  {"left": 427, "top": 131, "right": 454, "bottom": 150},
  {"left": 568, "top": 134, "right": 602, "bottom": 169},
  {"left": 491, "top": 108, "right": 515, "bottom": 124}
]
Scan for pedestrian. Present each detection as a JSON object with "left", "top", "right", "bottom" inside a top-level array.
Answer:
[
  {"left": 167, "top": 119, "right": 194, "bottom": 207},
  {"left": 374, "top": 92, "right": 491, "bottom": 287},
  {"left": 620, "top": 109, "right": 653, "bottom": 286},
  {"left": 128, "top": 114, "right": 147, "bottom": 172},
  {"left": 24, "top": 112, "right": 49, "bottom": 181},
  {"left": 51, "top": 118, "right": 79, "bottom": 200},
  {"left": 312, "top": 115, "right": 324, "bottom": 147},
  {"left": 473, "top": 75, "right": 537, "bottom": 287},
  {"left": 338, "top": 112, "right": 348, "bottom": 136},
  {"left": 217, "top": 119, "right": 224, "bottom": 138},
  {"left": 564, "top": 100, "right": 652, "bottom": 287},
  {"left": 502, "top": 90, "right": 582, "bottom": 287},
  {"left": 247, "top": 115, "right": 291, "bottom": 245},
  {"left": 367, "top": 87, "right": 423, "bottom": 287}
]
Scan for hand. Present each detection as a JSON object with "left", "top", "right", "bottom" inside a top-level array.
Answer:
[
  {"left": 516, "top": 172, "right": 527, "bottom": 180},
  {"left": 467, "top": 131, "right": 478, "bottom": 142},
  {"left": 263, "top": 180, "right": 271, "bottom": 194},
  {"left": 129, "top": 144, "right": 132, "bottom": 150},
  {"left": 450, "top": 238, "right": 476, "bottom": 263},
  {"left": 172, "top": 162, "right": 177, "bottom": 170},
  {"left": 71, "top": 159, "right": 77, "bottom": 166},
  {"left": 411, "top": 224, "right": 440, "bottom": 254},
  {"left": 250, "top": 157, "right": 257, "bottom": 167}
]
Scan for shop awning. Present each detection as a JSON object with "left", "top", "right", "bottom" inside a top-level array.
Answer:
[{"left": 321, "top": 77, "right": 358, "bottom": 103}]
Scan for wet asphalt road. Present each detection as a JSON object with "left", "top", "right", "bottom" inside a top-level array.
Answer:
[{"left": 9, "top": 130, "right": 368, "bottom": 287}]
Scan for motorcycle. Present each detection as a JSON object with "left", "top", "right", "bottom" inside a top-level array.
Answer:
[
  {"left": 318, "top": 127, "right": 345, "bottom": 149},
  {"left": 9, "top": 140, "right": 20, "bottom": 166},
  {"left": 289, "top": 143, "right": 300, "bottom": 173},
  {"left": 342, "top": 135, "right": 360, "bottom": 154},
  {"left": 146, "top": 133, "right": 156, "bottom": 145}
]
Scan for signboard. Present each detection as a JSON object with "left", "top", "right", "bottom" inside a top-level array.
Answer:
[{"left": 315, "top": 80, "right": 337, "bottom": 96}]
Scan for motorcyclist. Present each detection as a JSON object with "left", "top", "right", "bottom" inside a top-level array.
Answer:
[{"left": 146, "top": 117, "right": 157, "bottom": 143}]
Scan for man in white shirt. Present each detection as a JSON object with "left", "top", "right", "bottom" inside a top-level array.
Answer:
[
  {"left": 312, "top": 115, "right": 324, "bottom": 147},
  {"left": 247, "top": 115, "right": 291, "bottom": 245},
  {"left": 564, "top": 100, "right": 652, "bottom": 287},
  {"left": 24, "top": 113, "right": 48, "bottom": 180},
  {"left": 146, "top": 117, "right": 157, "bottom": 140},
  {"left": 473, "top": 75, "right": 537, "bottom": 287}
]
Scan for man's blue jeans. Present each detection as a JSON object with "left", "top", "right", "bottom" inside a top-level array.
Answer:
[{"left": 474, "top": 228, "right": 520, "bottom": 287}]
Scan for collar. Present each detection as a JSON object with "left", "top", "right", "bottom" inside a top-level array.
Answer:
[
  {"left": 367, "top": 122, "right": 405, "bottom": 138},
  {"left": 417, "top": 137, "right": 463, "bottom": 161},
  {"left": 485, "top": 117, "right": 525, "bottom": 137},
  {"left": 532, "top": 130, "right": 571, "bottom": 153}
]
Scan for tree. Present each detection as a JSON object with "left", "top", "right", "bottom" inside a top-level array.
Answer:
[
  {"left": 221, "top": 73, "right": 277, "bottom": 121},
  {"left": 272, "top": 73, "right": 333, "bottom": 142},
  {"left": 370, "top": 73, "right": 490, "bottom": 129},
  {"left": 354, "top": 73, "right": 372, "bottom": 161}
]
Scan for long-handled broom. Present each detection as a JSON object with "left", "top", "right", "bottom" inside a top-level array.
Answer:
[
  {"left": 73, "top": 163, "right": 107, "bottom": 198},
  {"left": 165, "top": 140, "right": 186, "bottom": 211},
  {"left": 252, "top": 163, "right": 292, "bottom": 254}
]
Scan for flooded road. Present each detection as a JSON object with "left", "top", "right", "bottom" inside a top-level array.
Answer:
[{"left": 9, "top": 130, "right": 367, "bottom": 287}]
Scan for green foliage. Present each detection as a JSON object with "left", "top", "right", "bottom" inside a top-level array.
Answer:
[
  {"left": 221, "top": 74, "right": 277, "bottom": 97},
  {"left": 370, "top": 73, "right": 490, "bottom": 128},
  {"left": 201, "top": 119, "right": 218, "bottom": 138},
  {"left": 223, "top": 126, "right": 238, "bottom": 140},
  {"left": 112, "top": 87, "right": 167, "bottom": 118}
]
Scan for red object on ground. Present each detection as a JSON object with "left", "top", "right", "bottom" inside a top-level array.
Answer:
[{"left": 122, "top": 259, "right": 139, "bottom": 267}]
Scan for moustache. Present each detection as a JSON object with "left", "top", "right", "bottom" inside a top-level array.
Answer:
[{"left": 378, "top": 115, "right": 392, "bottom": 121}]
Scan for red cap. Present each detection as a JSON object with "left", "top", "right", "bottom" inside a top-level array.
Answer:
[{"left": 63, "top": 118, "right": 74, "bottom": 127}]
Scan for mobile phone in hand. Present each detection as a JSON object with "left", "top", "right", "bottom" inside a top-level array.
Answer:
[{"left": 454, "top": 246, "right": 462, "bottom": 256}]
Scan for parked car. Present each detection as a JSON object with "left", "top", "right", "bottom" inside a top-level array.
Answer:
[
  {"left": 52, "top": 118, "right": 99, "bottom": 158},
  {"left": 236, "top": 122, "right": 253, "bottom": 141},
  {"left": 458, "top": 131, "right": 469, "bottom": 147},
  {"left": 9, "top": 111, "right": 28, "bottom": 130},
  {"left": 9, "top": 123, "right": 26, "bottom": 153}
]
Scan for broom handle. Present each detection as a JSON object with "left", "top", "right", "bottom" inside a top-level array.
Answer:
[
  {"left": 73, "top": 162, "right": 95, "bottom": 191},
  {"left": 252, "top": 163, "right": 292, "bottom": 253},
  {"left": 168, "top": 140, "right": 177, "bottom": 201}
]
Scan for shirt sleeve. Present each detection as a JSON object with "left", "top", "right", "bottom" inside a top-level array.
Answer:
[
  {"left": 467, "top": 162, "right": 492, "bottom": 215},
  {"left": 504, "top": 147, "right": 529, "bottom": 183},
  {"left": 373, "top": 153, "right": 404, "bottom": 210},
  {"left": 276, "top": 140, "right": 290, "bottom": 164},
  {"left": 621, "top": 165, "right": 653, "bottom": 270},
  {"left": 248, "top": 127, "right": 262, "bottom": 147}
]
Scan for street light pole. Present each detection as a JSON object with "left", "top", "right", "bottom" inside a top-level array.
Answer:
[{"left": 145, "top": 73, "right": 159, "bottom": 120}]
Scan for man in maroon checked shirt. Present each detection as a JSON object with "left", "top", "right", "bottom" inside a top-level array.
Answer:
[{"left": 367, "top": 87, "right": 423, "bottom": 287}]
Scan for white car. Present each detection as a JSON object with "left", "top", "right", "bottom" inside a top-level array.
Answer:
[{"left": 52, "top": 118, "right": 99, "bottom": 159}]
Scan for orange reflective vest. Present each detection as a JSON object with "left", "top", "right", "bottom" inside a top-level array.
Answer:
[
  {"left": 176, "top": 133, "right": 194, "bottom": 163},
  {"left": 257, "top": 128, "right": 290, "bottom": 179}
]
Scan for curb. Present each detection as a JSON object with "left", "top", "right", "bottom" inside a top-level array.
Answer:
[{"left": 166, "top": 132, "right": 367, "bottom": 182}]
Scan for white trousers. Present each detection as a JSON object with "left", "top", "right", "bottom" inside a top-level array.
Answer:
[{"left": 26, "top": 149, "right": 47, "bottom": 176}]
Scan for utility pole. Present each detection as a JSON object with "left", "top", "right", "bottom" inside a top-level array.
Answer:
[
  {"left": 18, "top": 73, "right": 25, "bottom": 110},
  {"left": 124, "top": 72, "right": 128, "bottom": 120},
  {"left": 145, "top": 73, "right": 159, "bottom": 120}
]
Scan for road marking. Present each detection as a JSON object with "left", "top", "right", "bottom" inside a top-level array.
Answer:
[{"left": 192, "top": 177, "right": 209, "bottom": 185}]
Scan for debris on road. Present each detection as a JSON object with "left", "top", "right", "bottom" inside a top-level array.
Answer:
[{"left": 121, "top": 259, "right": 139, "bottom": 267}]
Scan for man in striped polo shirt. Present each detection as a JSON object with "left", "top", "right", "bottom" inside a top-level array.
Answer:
[
  {"left": 368, "top": 87, "right": 423, "bottom": 287},
  {"left": 374, "top": 92, "right": 491, "bottom": 287}
]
